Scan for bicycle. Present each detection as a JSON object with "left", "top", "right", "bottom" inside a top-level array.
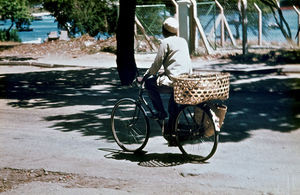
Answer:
[{"left": 111, "top": 74, "right": 228, "bottom": 162}]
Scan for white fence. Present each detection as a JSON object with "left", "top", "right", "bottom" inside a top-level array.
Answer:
[{"left": 134, "top": 1, "right": 300, "bottom": 54}]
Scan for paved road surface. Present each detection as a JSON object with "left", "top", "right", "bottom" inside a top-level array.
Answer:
[{"left": 0, "top": 65, "right": 299, "bottom": 194}]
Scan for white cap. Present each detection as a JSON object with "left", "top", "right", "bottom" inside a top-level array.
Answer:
[{"left": 163, "top": 17, "right": 178, "bottom": 34}]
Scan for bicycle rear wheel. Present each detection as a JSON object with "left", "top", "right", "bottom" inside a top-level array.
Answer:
[
  {"left": 111, "top": 98, "right": 150, "bottom": 152},
  {"left": 175, "top": 104, "right": 219, "bottom": 161}
]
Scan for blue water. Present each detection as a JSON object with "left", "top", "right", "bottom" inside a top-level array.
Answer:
[
  {"left": 0, "top": 10, "right": 298, "bottom": 44},
  {"left": 200, "top": 9, "right": 299, "bottom": 43},
  {"left": 249, "top": 9, "right": 298, "bottom": 43},
  {"left": 0, "top": 15, "right": 58, "bottom": 43}
]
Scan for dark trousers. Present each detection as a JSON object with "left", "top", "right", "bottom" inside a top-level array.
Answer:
[{"left": 144, "top": 76, "right": 179, "bottom": 133}]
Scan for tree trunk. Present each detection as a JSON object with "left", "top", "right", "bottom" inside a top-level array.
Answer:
[
  {"left": 261, "top": 0, "right": 292, "bottom": 42},
  {"left": 116, "top": 0, "right": 137, "bottom": 85},
  {"left": 6, "top": 21, "right": 14, "bottom": 41},
  {"left": 272, "top": 7, "right": 292, "bottom": 42}
]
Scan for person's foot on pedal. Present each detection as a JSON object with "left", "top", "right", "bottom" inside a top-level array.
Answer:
[
  {"left": 167, "top": 137, "right": 178, "bottom": 147},
  {"left": 163, "top": 131, "right": 171, "bottom": 141},
  {"left": 153, "top": 111, "right": 168, "bottom": 120},
  {"left": 162, "top": 126, "right": 172, "bottom": 140},
  {"left": 163, "top": 131, "right": 177, "bottom": 147}
]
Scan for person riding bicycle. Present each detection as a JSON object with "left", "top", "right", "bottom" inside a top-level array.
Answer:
[{"left": 143, "top": 17, "right": 192, "bottom": 141}]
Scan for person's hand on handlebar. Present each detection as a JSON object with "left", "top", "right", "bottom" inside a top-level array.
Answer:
[{"left": 136, "top": 76, "right": 144, "bottom": 84}]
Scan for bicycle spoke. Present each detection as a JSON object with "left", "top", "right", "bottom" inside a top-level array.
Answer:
[
  {"left": 176, "top": 105, "right": 219, "bottom": 162},
  {"left": 130, "top": 125, "right": 143, "bottom": 136},
  {"left": 111, "top": 98, "right": 149, "bottom": 152},
  {"left": 128, "top": 131, "right": 138, "bottom": 143}
]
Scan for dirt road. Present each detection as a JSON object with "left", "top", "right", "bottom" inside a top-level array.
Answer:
[{"left": 0, "top": 65, "right": 299, "bottom": 194}]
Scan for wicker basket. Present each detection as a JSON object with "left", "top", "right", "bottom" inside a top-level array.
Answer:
[{"left": 173, "top": 72, "right": 230, "bottom": 105}]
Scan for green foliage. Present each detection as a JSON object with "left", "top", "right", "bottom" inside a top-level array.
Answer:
[
  {"left": 27, "top": 0, "right": 43, "bottom": 4},
  {"left": 43, "top": 0, "right": 118, "bottom": 37},
  {"left": 0, "top": 29, "right": 21, "bottom": 42},
  {"left": 0, "top": 0, "right": 32, "bottom": 33},
  {"left": 136, "top": 5, "right": 167, "bottom": 36},
  {"left": 280, "top": 0, "right": 300, "bottom": 7},
  {"left": 136, "top": 0, "right": 173, "bottom": 5}
]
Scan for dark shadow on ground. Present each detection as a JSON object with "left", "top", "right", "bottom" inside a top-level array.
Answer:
[
  {"left": 99, "top": 148, "right": 202, "bottom": 167},
  {"left": 0, "top": 45, "right": 18, "bottom": 52},
  {"left": 0, "top": 56, "right": 36, "bottom": 61},
  {"left": 223, "top": 49, "right": 300, "bottom": 65},
  {"left": 220, "top": 73, "right": 300, "bottom": 142},
  {"left": 0, "top": 67, "right": 299, "bottom": 143},
  {"left": 0, "top": 67, "right": 160, "bottom": 142}
]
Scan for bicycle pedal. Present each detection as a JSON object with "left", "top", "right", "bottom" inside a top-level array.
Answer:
[
  {"left": 134, "top": 150, "right": 148, "bottom": 155},
  {"left": 149, "top": 115, "right": 159, "bottom": 120},
  {"left": 167, "top": 139, "right": 178, "bottom": 147}
]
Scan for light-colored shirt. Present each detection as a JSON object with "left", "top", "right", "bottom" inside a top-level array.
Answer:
[{"left": 145, "top": 36, "right": 192, "bottom": 86}]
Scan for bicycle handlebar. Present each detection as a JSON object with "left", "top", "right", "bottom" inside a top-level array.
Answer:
[
  {"left": 131, "top": 76, "right": 145, "bottom": 90},
  {"left": 136, "top": 76, "right": 144, "bottom": 84}
]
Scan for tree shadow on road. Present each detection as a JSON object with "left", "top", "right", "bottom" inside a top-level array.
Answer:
[
  {"left": 0, "top": 56, "right": 36, "bottom": 61},
  {"left": 0, "top": 67, "right": 299, "bottom": 144},
  {"left": 0, "top": 67, "right": 140, "bottom": 142},
  {"left": 220, "top": 73, "right": 300, "bottom": 142},
  {"left": 223, "top": 49, "right": 300, "bottom": 65}
]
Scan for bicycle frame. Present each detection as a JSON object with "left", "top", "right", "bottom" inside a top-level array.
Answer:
[
  {"left": 111, "top": 77, "right": 222, "bottom": 160},
  {"left": 135, "top": 80, "right": 164, "bottom": 128}
]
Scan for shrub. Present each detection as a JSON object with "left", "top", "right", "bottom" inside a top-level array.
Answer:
[{"left": 0, "top": 29, "right": 21, "bottom": 42}]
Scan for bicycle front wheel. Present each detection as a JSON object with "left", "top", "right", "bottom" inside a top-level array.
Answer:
[
  {"left": 175, "top": 104, "right": 219, "bottom": 161},
  {"left": 111, "top": 98, "right": 150, "bottom": 152}
]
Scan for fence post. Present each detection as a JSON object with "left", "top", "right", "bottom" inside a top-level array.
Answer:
[
  {"left": 190, "top": 0, "right": 213, "bottom": 54},
  {"left": 171, "top": 0, "right": 179, "bottom": 36},
  {"left": 254, "top": 3, "right": 262, "bottom": 46},
  {"left": 171, "top": 0, "right": 179, "bottom": 21},
  {"left": 294, "top": 6, "right": 300, "bottom": 46},
  {"left": 177, "top": 0, "right": 191, "bottom": 45},
  {"left": 189, "top": 0, "right": 198, "bottom": 53},
  {"left": 215, "top": 0, "right": 236, "bottom": 47},
  {"left": 215, "top": 1, "right": 224, "bottom": 47},
  {"left": 241, "top": 0, "right": 248, "bottom": 55},
  {"left": 135, "top": 17, "right": 157, "bottom": 51}
]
